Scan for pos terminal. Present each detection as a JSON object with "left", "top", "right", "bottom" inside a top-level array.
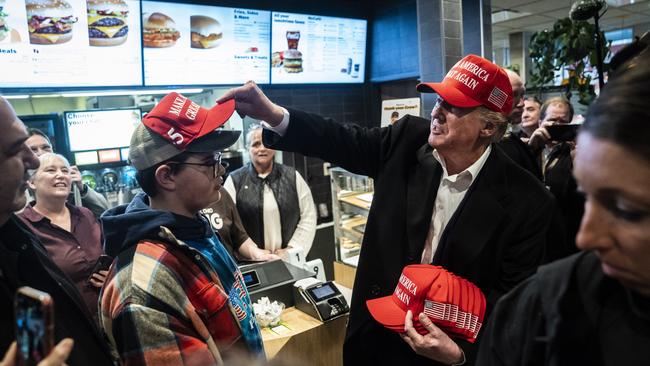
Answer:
[{"left": 294, "top": 279, "right": 349, "bottom": 322}]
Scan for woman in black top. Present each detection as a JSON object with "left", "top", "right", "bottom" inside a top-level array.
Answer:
[{"left": 477, "top": 47, "right": 650, "bottom": 366}]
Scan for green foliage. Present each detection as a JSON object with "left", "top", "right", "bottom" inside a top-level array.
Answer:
[{"left": 528, "top": 17, "right": 610, "bottom": 105}]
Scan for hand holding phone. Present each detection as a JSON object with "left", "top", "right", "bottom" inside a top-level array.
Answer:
[
  {"left": 87, "top": 255, "right": 113, "bottom": 287},
  {"left": 546, "top": 124, "right": 579, "bottom": 142},
  {"left": 14, "top": 287, "right": 54, "bottom": 366},
  {"left": 1, "top": 339, "right": 73, "bottom": 366}
]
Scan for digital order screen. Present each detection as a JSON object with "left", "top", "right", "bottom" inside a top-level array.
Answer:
[
  {"left": 65, "top": 108, "right": 141, "bottom": 152},
  {"left": 310, "top": 284, "right": 336, "bottom": 300},
  {"left": 142, "top": 1, "right": 270, "bottom": 86},
  {"left": 0, "top": 0, "right": 142, "bottom": 88},
  {"left": 270, "top": 12, "right": 367, "bottom": 84}
]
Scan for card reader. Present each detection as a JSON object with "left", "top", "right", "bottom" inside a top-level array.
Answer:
[{"left": 293, "top": 279, "right": 349, "bottom": 322}]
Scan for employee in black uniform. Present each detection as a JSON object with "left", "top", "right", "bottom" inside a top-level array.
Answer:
[
  {"left": 218, "top": 54, "right": 555, "bottom": 365},
  {"left": 201, "top": 187, "right": 280, "bottom": 262},
  {"left": 477, "top": 46, "right": 650, "bottom": 366}
]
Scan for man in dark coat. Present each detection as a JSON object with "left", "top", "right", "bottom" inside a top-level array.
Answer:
[
  {"left": 218, "top": 54, "right": 554, "bottom": 365},
  {"left": 0, "top": 97, "right": 115, "bottom": 366}
]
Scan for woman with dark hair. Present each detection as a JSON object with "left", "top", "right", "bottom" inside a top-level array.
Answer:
[{"left": 476, "top": 53, "right": 650, "bottom": 365}]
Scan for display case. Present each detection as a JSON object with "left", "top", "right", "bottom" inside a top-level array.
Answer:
[{"left": 330, "top": 168, "right": 374, "bottom": 268}]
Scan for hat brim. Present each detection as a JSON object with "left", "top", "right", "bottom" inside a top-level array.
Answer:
[
  {"left": 197, "top": 98, "right": 236, "bottom": 137},
  {"left": 186, "top": 129, "right": 241, "bottom": 153},
  {"left": 366, "top": 296, "right": 408, "bottom": 328},
  {"left": 416, "top": 82, "right": 483, "bottom": 109}
]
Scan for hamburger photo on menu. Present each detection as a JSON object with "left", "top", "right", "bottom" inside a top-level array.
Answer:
[
  {"left": 142, "top": 12, "right": 180, "bottom": 48},
  {"left": 26, "top": 0, "right": 78, "bottom": 45},
  {"left": 86, "top": 0, "right": 129, "bottom": 46},
  {"left": 283, "top": 49, "right": 303, "bottom": 73},
  {"left": 190, "top": 15, "right": 222, "bottom": 49}
]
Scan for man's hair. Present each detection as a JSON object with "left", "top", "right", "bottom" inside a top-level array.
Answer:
[
  {"left": 245, "top": 123, "right": 263, "bottom": 148},
  {"left": 540, "top": 97, "right": 574, "bottom": 122},
  {"left": 583, "top": 51, "right": 650, "bottom": 163},
  {"left": 391, "top": 111, "right": 399, "bottom": 118},
  {"left": 135, "top": 152, "right": 191, "bottom": 198},
  {"left": 477, "top": 106, "right": 508, "bottom": 143},
  {"left": 28, "top": 128, "right": 53, "bottom": 146},
  {"left": 524, "top": 95, "right": 542, "bottom": 106}
]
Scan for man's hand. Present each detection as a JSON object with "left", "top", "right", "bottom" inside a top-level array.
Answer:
[
  {"left": 255, "top": 252, "right": 282, "bottom": 262},
  {"left": 528, "top": 121, "right": 554, "bottom": 152},
  {"left": 89, "top": 270, "right": 109, "bottom": 288},
  {"left": 399, "top": 311, "right": 464, "bottom": 365},
  {"left": 69, "top": 166, "right": 84, "bottom": 191},
  {"left": 215, "top": 81, "right": 285, "bottom": 126},
  {"left": 1, "top": 339, "right": 74, "bottom": 366}
]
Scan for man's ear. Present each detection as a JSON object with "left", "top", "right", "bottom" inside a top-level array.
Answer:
[
  {"left": 154, "top": 164, "right": 177, "bottom": 193},
  {"left": 480, "top": 121, "right": 497, "bottom": 139}
]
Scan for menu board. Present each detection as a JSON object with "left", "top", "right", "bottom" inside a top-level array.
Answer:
[
  {"left": 0, "top": 0, "right": 142, "bottom": 89},
  {"left": 142, "top": 1, "right": 270, "bottom": 86},
  {"left": 65, "top": 108, "right": 140, "bottom": 152},
  {"left": 271, "top": 12, "right": 367, "bottom": 84}
]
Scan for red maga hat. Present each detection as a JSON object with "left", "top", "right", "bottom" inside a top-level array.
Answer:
[
  {"left": 417, "top": 54, "right": 513, "bottom": 116},
  {"left": 143, "top": 92, "right": 236, "bottom": 150},
  {"left": 366, "top": 264, "right": 486, "bottom": 342},
  {"left": 129, "top": 92, "right": 240, "bottom": 170}
]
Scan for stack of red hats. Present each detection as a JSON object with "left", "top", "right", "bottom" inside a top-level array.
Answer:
[{"left": 366, "top": 264, "right": 486, "bottom": 343}]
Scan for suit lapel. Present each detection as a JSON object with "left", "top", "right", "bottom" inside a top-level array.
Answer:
[
  {"left": 405, "top": 144, "right": 442, "bottom": 263},
  {"left": 433, "top": 147, "right": 508, "bottom": 268}
]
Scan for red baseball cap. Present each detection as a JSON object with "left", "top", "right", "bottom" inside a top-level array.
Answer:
[
  {"left": 366, "top": 265, "right": 441, "bottom": 328},
  {"left": 129, "top": 92, "right": 240, "bottom": 170},
  {"left": 367, "top": 264, "right": 486, "bottom": 341},
  {"left": 416, "top": 54, "right": 514, "bottom": 116}
]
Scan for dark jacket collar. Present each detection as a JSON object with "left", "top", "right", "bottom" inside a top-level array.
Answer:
[{"left": 405, "top": 143, "right": 509, "bottom": 264}]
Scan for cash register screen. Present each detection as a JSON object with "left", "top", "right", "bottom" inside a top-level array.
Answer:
[
  {"left": 309, "top": 284, "right": 336, "bottom": 300},
  {"left": 242, "top": 270, "right": 260, "bottom": 288}
]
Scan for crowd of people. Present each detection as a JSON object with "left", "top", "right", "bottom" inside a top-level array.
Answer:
[{"left": 0, "top": 43, "right": 648, "bottom": 366}]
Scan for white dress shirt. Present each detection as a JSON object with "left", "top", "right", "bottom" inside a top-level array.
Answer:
[{"left": 420, "top": 146, "right": 492, "bottom": 264}]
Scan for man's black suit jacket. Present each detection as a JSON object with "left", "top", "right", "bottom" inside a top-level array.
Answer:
[{"left": 264, "top": 109, "right": 555, "bottom": 365}]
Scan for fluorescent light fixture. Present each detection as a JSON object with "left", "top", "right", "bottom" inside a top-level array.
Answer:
[
  {"left": 1, "top": 88, "right": 204, "bottom": 99},
  {"left": 491, "top": 9, "right": 532, "bottom": 23},
  {"left": 61, "top": 88, "right": 204, "bottom": 98},
  {"left": 606, "top": 0, "right": 636, "bottom": 7},
  {"left": 31, "top": 94, "right": 62, "bottom": 98},
  {"left": 1, "top": 95, "right": 30, "bottom": 100}
]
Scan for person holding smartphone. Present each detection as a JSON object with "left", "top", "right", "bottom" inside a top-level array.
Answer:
[
  {"left": 18, "top": 153, "right": 109, "bottom": 323},
  {"left": 1, "top": 339, "right": 73, "bottom": 366},
  {"left": 528, "top": 97, "right": 584, "bottom": 260},
  {"left": 0, "top": 97, "right": 114, "bottom": 365}
]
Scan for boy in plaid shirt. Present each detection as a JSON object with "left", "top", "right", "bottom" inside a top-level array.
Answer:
[{"left": 99, "top": 93, "right": 264, "bottom": 365}]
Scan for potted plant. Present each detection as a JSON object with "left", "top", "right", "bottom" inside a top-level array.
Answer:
[{"left": 528, "top": 17, "right": 610, "bottom": 104}]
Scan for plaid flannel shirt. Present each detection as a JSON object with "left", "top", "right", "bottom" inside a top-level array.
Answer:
[{"left": 99, "top": 226, "right": 250, "bottom": 366}]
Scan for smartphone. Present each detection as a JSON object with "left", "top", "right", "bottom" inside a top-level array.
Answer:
[
  {"left": 546, "top": 124, "right": 579, "bottom": 141},
  {"left": 88, "top": 254, "right": 113, "bottom": 282},
  {"left": 14, "top": 287, "right": 55, "bottom": 366}
]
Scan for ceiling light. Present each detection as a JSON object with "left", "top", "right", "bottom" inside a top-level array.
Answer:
[
  {"left": 61, "top": 88, "right": 204, "bottom": 98},
  {"left": 1, "top": 95, "right": 30, "bottom": 100},
  {"left": 491, "top": 9, "right": 532, "bottom": 23}
]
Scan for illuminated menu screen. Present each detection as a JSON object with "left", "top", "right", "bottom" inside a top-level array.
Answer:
[
  {"left": 0, "top": 0, "right": 142, "bottom": 88},
  {"left": 65, "top": 108, "right": 140, "bottom": 152},
  {"left": 271, "top": 12, "right": 367, "bottom": 84},
  {"left": 142, "top": 1, "right": 270, "bottom": 86}
]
